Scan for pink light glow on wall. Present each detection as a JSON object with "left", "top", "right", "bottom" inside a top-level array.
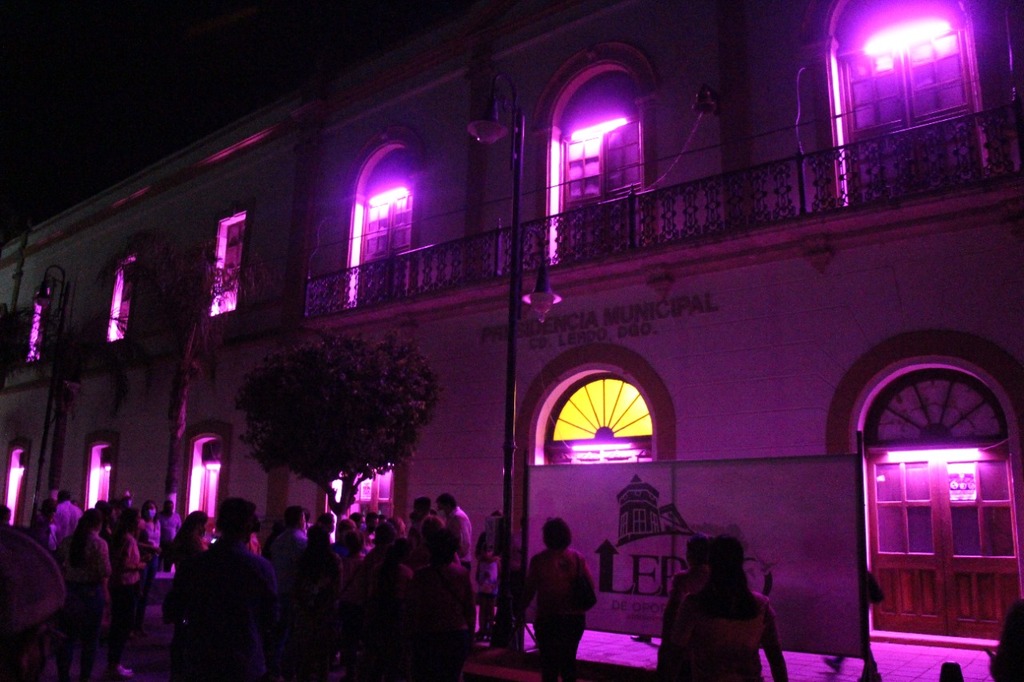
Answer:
[
  {"left": 864, "top": 19, "right": 951, "bottom": 55},
  {"left": 569, "top": 117, "right": 628, "bottom": 142},
  {"left": 198, "top": 127, "right": 276, "bottom": 166},
  {"left": 110, "top": 186, "right": 151, "bottom": 210},
  {"left": 885, "top": 448, "right": 980, "bottom": 463},
  {"left": 368, "top": 186, "right": 409, "bottom": 207},
  {"left": 569, "top": 441, "right": 634, "bottom": 452}
]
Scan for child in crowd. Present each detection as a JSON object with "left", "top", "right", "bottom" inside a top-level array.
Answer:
[{"left": 475, "top": 531, "right": 500, "bottom": 641}]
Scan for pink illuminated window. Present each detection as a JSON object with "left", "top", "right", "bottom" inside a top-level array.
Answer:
[
  {"left": 188, "top": 438, "right": 222, "bottom": 517},
  {"left": 107, "top": 255, "right": 135, "bottom": 342},
  {"left": 210, "top": 211, "right": 246, "bottom": 316},
  {"left": 86, "top": 442, "right": 113, "bottom": 508},
  {"left": 566, "top": 117, "right": 640, "bottom": 204},
  {"left": 550, "top": 70, "right": 642, "bottom": 213},
  {"left": 331, "top": 469, "right": 393, "bottom": 518},
  {"left": 5, "top": 446, "right": 25, "bottom": 522},
  {"left": 362, "top": 187, "right": 412, "bottom": 262},
  {"left": 840, "top": 15, "right": 969, "bottom": 138}
]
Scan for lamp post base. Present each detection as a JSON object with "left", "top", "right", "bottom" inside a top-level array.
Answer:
[{"left": 489, "top": 591, "right": 515, "bottom": 648}]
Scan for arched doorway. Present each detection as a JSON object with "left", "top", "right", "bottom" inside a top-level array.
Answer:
[{"left": 864, "top": 368, "right": 1018, "bottom": 638}]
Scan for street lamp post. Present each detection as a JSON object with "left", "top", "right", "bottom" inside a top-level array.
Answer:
[
  {"left": 470, "top": 72, "right": 563, "bottom": 648},
  {"left": 31, "top": 265, "right": 70, "bottom": 513},
  {"left": 470, "top": 71, "right": 553, "bottom": 648}
]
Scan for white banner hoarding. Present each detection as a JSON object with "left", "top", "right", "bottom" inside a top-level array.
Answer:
[{"left": 527, "top": 455, "right": 865, "bottom": 656}]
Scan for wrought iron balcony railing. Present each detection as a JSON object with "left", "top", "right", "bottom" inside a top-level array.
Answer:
[{"left": 306, "top": 101, "right": 1023, "bottom": 318}]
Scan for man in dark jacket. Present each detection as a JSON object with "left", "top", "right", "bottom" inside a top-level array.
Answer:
[{"left": 164, "top": 498, "right": 277, "bottom": 682}]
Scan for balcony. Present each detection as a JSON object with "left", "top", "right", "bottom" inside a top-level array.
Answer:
[{"left": 306, "top": 102, "right": 1023, "bottom": 319}]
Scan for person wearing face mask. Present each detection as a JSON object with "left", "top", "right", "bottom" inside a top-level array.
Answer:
[{"left": 133, "top": 499, "right": 162, "bottom": 636}]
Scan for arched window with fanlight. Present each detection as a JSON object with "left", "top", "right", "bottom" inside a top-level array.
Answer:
[{"left": 545, "top": 375, "right": 653, "bottom": 464}]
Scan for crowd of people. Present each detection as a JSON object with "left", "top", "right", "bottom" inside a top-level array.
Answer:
[
  {"left": 0, "top": 490, "right": 493, "bottom": 682},
  {"left": 3, "top": 492, "right": 1024, "bottom": 682},
  {"left": 161, "top": 491, "right": 488, "bottom": 682},
  {"left": 8, "top": 490, "right": 178, "bottom": 681}
]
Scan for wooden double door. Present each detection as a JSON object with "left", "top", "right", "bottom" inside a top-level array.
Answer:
[{"left": 868, "top": 450, "right": 1019, "bottom": 639}]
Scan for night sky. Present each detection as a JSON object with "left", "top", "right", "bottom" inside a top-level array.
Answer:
[{"left": 0, "top": 1, "right": 476, "bottom": 235}]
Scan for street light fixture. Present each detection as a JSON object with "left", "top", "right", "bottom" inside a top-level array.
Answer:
[
  {"left": 523, "top": 261, "right": 562, "bottom": 323},
  {"left": 469, "top": 71, "right": 560, "bottom": 648},
  {"left": 31, "top": 264, "right": 70, "bottom": 513}
]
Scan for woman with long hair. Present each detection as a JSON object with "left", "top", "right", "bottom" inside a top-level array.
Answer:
[
  {"left": 164, "top": 510, "right": 208, "bottom": 681},
  {"left": 363, "top": 538, "right": 413, "bottom": 681},
  {"left": 107, "top": 507, "right": 144, "bottom": 680},
  {"left": 55, "top": 508, "right": 111, "bottom": 682},
  {"left": 521, "top": 517, "right": 595, "bottom": 682},
  {"left": 291, "top": 524, "right": 343, "bottom": 682},
  {"left": 674, "top": 535, "right": 788, "bottom": 682},
  {"left": 171, "top": 511, "right": 209, "bottom": 568}
]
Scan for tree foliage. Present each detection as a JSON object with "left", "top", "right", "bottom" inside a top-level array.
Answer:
[{"left": 236, "top": 333, "right": 440, "bottom": 515}]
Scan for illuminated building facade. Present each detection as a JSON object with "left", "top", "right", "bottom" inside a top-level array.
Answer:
[{"left": 2, "top": 0, "right": 1022, "bottom": 641}]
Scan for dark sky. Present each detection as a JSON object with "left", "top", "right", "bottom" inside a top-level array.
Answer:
[{"left": 0, "top": 1, "right": 476, "bottom": 233}]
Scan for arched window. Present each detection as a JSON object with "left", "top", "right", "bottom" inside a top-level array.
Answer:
[
  {"left": 545, "top": 375, "right": 653, "bottom": 464},
  {"left": 549, "top": 71, "right": 642, "bottom": 214},
  {"left": 865, "top": 368, "right": 1007, "bottom": 447},
  {"left": 187, "top": 437, "right": 223, "bottom": 517},
  {"left": 350, "top": 145, "right": 417, "bottom": 269},
  {"left": 830, "top": 1, "right": 975, "bottom": 143},
  {"left": 85, "top": 438, "right": 117, "bottom": 508}
]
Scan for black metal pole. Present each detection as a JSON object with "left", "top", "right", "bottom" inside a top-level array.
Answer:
[
  {"left": 490, "top": 105, "right": 525, "bottom": 649},
  {"left": 31, "top": 269, "right": 67, "bottom": 515}
]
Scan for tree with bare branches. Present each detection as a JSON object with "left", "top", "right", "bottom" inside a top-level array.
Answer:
[{"left": 107, "top": 231, "right": 261, "bottom": 504}]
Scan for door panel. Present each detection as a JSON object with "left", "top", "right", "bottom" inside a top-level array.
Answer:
[
  {"left": 874, "top": 563, "right": 945, "bottom": 634},
  {"left": 869, "top": 451, "right": 1018, "bottom": 639},
  {"left": 948, "top": 560, "right": 1019, "bottom": 637}
]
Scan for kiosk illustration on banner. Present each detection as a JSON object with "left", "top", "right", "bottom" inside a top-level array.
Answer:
[{"left": 598, "top": 474, "right": 775, "bottom": 597}]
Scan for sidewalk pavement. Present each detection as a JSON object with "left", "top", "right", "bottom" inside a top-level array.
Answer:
[
  {"left": 41, "top": 618, "right": 996, "bottom": 682},
  {"left": 41, "top": 577, "right": 997, "bottom": 681},
  {"left": 465, "top": 630, "right": 996, "bottom": 682}
]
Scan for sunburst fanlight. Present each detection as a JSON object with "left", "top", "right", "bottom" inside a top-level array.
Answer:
[{"left": 551, "top": 378, "right": 652, "bottom": 463}]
